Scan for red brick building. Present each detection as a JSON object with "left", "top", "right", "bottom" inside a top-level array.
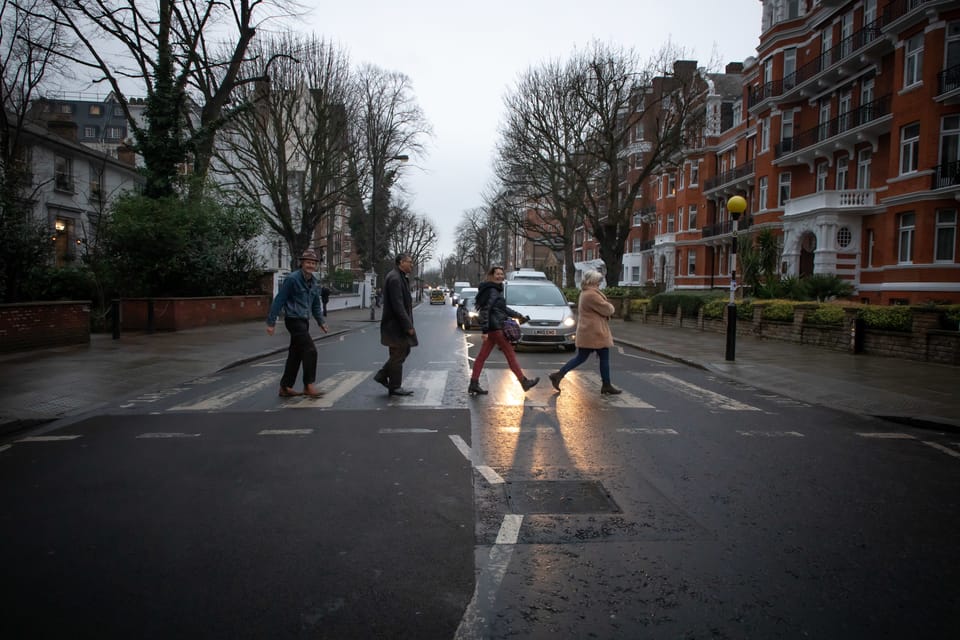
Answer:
[{"left": 577, "top": 0, "right": 960, "bottom": 304}]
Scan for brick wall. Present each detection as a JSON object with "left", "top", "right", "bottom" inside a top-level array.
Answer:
[
  {"left": 120, "top": 296, "right": 271, "bottom": 331},
  {"left": 0, "top": 301, "right": 90, "bottom": 353}
]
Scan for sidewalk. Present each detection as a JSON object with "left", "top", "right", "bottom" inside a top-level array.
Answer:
[{"left": 1, "top": 306, "right": 957, "bottom": 436}]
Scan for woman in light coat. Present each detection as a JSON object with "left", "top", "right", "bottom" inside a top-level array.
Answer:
[{"left": 548, "top": 270, "right": 621, "bottom": 394}]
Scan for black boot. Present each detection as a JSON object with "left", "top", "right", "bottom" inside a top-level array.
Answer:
[
  {"left": 548, "top": 371, "right": 563, "bottom": 391},
  {"left": 468, "top": 379, "right": 488, "bottom": 395},
  {"left": 520, "top": 376, "right": 540, "bottom": 392},
  {"left": 601, "top": 383, "right": 622, "bottom": 395}
]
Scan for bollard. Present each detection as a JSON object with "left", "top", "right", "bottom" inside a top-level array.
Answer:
[{"left": 111, "top": 299, "right": 121, "bottom": 339}]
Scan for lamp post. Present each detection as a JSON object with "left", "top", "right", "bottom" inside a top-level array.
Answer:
[
  {"left": 725, "top": 195, "right": 747, "bottom": 361},
  {"left": 369, "top": 154, "right": 409, "bottom": 321}
]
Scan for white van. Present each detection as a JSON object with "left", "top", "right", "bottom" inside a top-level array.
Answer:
[
  {"left": 506, "top": 268, "right": 548, "bottom": 281},
  {"left": 451, "top": 281, "right": 471, "bottom": 306}
]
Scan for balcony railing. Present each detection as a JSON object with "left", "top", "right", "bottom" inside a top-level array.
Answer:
[
  {"left": 703, "top": 158, "right": 756, "bottom": 192},
  {"left": 700, "top": 216, "right": 753, "bottom": 239},
  {"left": 783, "top": 190, "right": 877, "bottom": 217},
  {"left": 932, "top": 160, "right": 960, "bottom": 190},
  {"left": 938, "top": 63, "right": 960, "bottom": 96},
  {"left": 775, "top": 94, "right": 890, "bottom": 158}
]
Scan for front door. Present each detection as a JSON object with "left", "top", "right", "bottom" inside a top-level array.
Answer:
[{"left": 799, "top": 232, "right": 816, "bottom": 277}]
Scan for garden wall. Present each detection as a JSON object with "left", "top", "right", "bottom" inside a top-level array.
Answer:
[
  {"left": 120, "top": 296, "right": 271, "bottom": 331},
  {"left": 0, "top": 301, "right": 90, "bottom": 353}
]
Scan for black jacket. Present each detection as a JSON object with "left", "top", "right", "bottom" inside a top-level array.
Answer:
[
  {"left": 474, "top": 281, "right": 524, "bottom": 334},
  {"left": 380, "top": 267, "right": 418, "bottom": 347}
]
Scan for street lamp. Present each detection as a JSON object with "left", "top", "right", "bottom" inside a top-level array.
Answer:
[
  {"left": 369, "top": 154, "right": 409, "bottom": 321},
  {"left": 725, "top": 195, "right": 747, "bottom": 361}
]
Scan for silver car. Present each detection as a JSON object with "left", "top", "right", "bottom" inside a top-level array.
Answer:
[{"left": 502, "top": 280, "right": 576, "bottom": 350}]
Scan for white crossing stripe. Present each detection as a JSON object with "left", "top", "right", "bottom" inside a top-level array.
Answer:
[
  {"left": 856, "top": 432, "right": 915, "bottom": 439},
  {"left": 578, "top": 371, "right": 655, "bottom": 408},
  {"left": 495, "top": 514, "right": 523, "bottom": 544},
  {"left": 737, "top": 430, "right": 805, "bottom": 437},
  {"left": 481, "top": 370, "right": 536, "bottom": 406},
  {"left": 388, "top": 369, "right": 448, "bottom": 406},
  {"left": 15, "top": 435, "right": 82, "bottom": 442},
  {"left": 921, "top": 441, "right": 960, "bottom": 459},
  {"left": 617, "top": 427, "right": 679, "bottom": 435},
  {"left": 170, "top": 371, "right": 276, "bottom": 410},
  {"left": 379, "top": 428, "right": 439, "bottom": 433},
  {"left": 641, "top": 372, "right": 762, "bottom": 411},
  {"left": 283, "top": 371, "right": 368, "bottom": 409},
  {"left": 449, "top": 435, "right": 505, "bottom": 484},
  {"left": 136, "top": 432, "right": 200, "bottom": 439},
  {"left": 258, "top": 429, "right": 314, "bottom": 435},
  {"left": 499, "top": 426, "right": 556, "bottom": 434}
]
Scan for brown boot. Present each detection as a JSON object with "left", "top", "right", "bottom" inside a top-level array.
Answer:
[
  {"left": 303, "top": 384, "right": 325, "bottom": 398},
  {"left": 278, "top": 386, "right": 301, "bottom": 397}
]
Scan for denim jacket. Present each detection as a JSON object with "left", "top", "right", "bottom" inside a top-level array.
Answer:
[{"left": 266, "top": 269, "right": 325, "bottom": 327}]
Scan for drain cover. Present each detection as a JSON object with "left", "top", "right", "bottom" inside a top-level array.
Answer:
[{"left": 505, "top": 480, "right": 620, "bottom": 514}]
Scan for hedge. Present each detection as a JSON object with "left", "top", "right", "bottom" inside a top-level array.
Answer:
[{"left": 856, "top": 305, "right": 912, "bottom": 332}]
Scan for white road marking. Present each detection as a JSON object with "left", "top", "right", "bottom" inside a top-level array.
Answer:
[
  {"left": 378, "top": 428, "right": 439, "bottom": 433},
  {"left": 641, "top": 372, "right": 762, "bottom": 411},
  {"left": 15, "top": 435, "right": 81, "bottom": 442},
  {"left": 495, "top": 514, "right": 523, "bottom": 544},
  {"left": 390, "top": 369, "right": 448, "bottom": 406},
  {"left": 921, "top": 441, "right": 960, "bottom": 459},
  {"left": 617, "top": 345, "right": 675, "bottom": 364},
  {"left": 283, "top": 371, "right": 368, "bottom": 409},
  {"left": 455, "top": 515, "right": 523, "bottom": 639},
  {"left": 136, "top": 432, "right": 200, "bottom": 439},
  {"left": 170, "top": 372, "right": 276, "bottom": 410},
  {"left": 0, "top": 444, "right": 11, "bottom": 453},
  {"left": 856, "top": 432, "right": 915, "bottom": 439},
  {"left": 617, "top": 427, "right": 679, "bottom": 435},
  {"left": 737, "top": 430, "right": 805, "bottom": 437},
  {"left": 258, "top": 429, "right": 314, "bottom": 435},
  {"left": 450, "top": 435, "right": 505, "bottom": 484},
  {"left": 578, "top": 371, "right": 655, "bottom": 408},
  {"left": 499, "top": 426, "right": 556, "bottom": 434}
]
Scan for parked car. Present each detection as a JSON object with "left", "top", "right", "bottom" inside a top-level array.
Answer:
[
  {"left": 502, "top": 280, "right": 576, "bottom": 350},
  {"left": 455, "top": 289, "right": 480, "bottom": 330},
  {"left": 451, "top": 281, "right": 472, "bottom": 306},
  {"left": 429, "top": 289, "right": 446, "bottom": 304}
]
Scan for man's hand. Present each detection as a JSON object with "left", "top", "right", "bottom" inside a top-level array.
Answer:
[
  {"left": 266, "top": 325, "right": 275, "bottom": 336},
  {"left": 407, "top": 328, "right": 416, "bottom": 336},
  {"left": 320, "top": 323, "right": 328, "bottom": 333}
]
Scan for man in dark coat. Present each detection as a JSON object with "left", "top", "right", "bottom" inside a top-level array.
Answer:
[{"left": 373, "top": 253, "right": 417, "bottom": 396}]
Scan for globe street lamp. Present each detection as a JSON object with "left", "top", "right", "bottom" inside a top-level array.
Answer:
[
  {"left": 369, "top": 154, "right": 409, "bottom": 321},
  {"left": 725, "top": 195, "right": 747, "bottom": 361}
]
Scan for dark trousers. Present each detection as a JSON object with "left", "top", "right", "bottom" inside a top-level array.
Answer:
[
  {"left": 281, "top": 317, "right": 317, "bottom": 388},
  {"left": 379, "top": 343, "right": 411, "bottom": 389}
]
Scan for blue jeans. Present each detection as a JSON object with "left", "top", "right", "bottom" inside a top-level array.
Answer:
[{"left": 557, "top": 347, "right": 612, "bottom": 385}]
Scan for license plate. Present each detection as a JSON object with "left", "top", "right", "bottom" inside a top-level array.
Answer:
[{"left": 533, "top": 329, "right": 557, "bottom": 335}]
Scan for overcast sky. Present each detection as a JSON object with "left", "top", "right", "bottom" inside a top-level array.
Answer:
[{"left": 301, "top": 0, "right": 763, "bottom": 265}]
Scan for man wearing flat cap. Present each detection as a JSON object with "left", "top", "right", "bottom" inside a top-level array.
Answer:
[{"left": 266, "top": 249, "right": 328, "bottom": 397}]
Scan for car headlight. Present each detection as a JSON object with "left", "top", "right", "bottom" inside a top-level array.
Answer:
[
  {"left": 562, "top": 316, "right": 576, "bottom": 327},
  {"left": 468, "top": 311, "right": 478, "bottom": 318}
]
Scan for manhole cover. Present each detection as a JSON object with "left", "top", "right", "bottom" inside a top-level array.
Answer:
[{"left": 505, "top": 480, "right": 620, "bottom": 514}]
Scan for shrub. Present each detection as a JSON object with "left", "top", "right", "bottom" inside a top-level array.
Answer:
[
  {"left": 628, "top": 298, "right": 650, "bottom": 314},
  {"left": 30, "top": 265, "right": 98, "bottom": 301},
  {"left": 804, "top": 304, "right": 846, "bottom": 326},
  {"left": 702, "top": 297, "right": 751, "bottom": 320},
  {"left": 737, "top": 299, "right": 754, "bottom": 320},
  {"left": 857, "top": 305, "right": 912, "bottom": 332},
  {"left": 796, "top": 274, "right": 854, "bottom": 301},
  {"left": 759, "top": 300, "right": 794, "bottom": 322},
  {"left": 941, "top": 305, "right": 960, "bottom": 330},
  {"left": 562, "top": 288, "right": 580, "bottom": 304}
]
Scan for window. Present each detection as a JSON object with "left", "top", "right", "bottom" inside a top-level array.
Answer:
[
  {"left": 900, "top": 123, "right": 920, "bottom": 175},
  {"left": 783, "top": 48, "right": 797, "bottom": 90},
  {"left": 89, "top": 105, "right": 102, "bottom": 116},
  {"left": 816, "top": 162, "right": 828, "bottom": 192},
  {"left": 666, "top": 212, "right": 675, "bottom": 233},
  {"left": 778, "top": 172, "right": 791, "bottom": 207},
  {"left": 786, "top": 0, "right": 800, "bottom": 20},
  {"left": 677, "top": 207, "right": 684, "bottom": 230},
  {"left": 678, "top": 166, "right": 684, "bottom": 190},
  {"left": 822, "top": 25, "right": 834, "bottom": 67},
  {"left": 687, "top": 250, "right": 696, "bottom": 275},
  {"left": 632, "top": 239, "right": 643, "bottom": 252},
  {"left": 667, "top": 174, "right": 676, "bottom": 196},
  {"left": 935, "top": 209, "right": 957, "bottom": 261},
  {"left": 898, "top": 212, "right": 915, "bottom": 263},
  {"left": 758, "top": 176, "right": 768, "bottom": 210},
  {"left": 761, "top": 117, "right": 770, "bottom": 151},
  {"left": 105, "top": 126, "right": 124, "bottom": 140},
  {"left": 818, "top": 99, "right": 831, "bottom": 141},
  {"left": 947, "top": 22, "right": 960, "bottom": 93},
  {"left": 904, "top": 33, "right": 923, "bottom": 88},
  {"left": 781, "top": 110, "right": 794, "bottom": 152},
  {"left": 837, "top": 227, "right": 852, "bottom": 249},
  {"left": 836, "top": 155, "right": 849, "bottom": 190},
  {"left": 690, "top": 161, "right": 699, "bottom": 186},
  {"left": 688, "top": 204, "right": 698, "bottom": 229},
  {"left": 860, "top": 77, "right": 875, "bottom": 125},
  {"left": 54, "top": 155, "right": 73, "bottom": 192},
  {"left": 838, "top": 90, "right": 852, "bottom": 132},
  {"left": 940, "top": 115, "right": 960, "bottom": 169},
  {"left": 840, "top": 13, "right": 854, "bottom": 58},
  {"left": 82, "top": 126, "right": 97, "bottom": 139},
  {"left": 857, "top": 148, "right": 872, "bottom": 189},
  {"left": 89, "top": 166, "right": 104, "bottom": 202},
  {"left": 631, "top": 266, "right": 640, "bottom": 281},
  {"left": 864, "top": 0, "right": 877, "bottom": 27}
]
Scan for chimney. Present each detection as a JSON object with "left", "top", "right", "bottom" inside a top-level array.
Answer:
[
  {"left": 725, "top": 62, "right": 744, "bottom": 74},
  {"left": 117, "top": 143, "right": 137, "bottom": 166},
  {"left": 673, "top": 60, "right": 698, "bottom": 78}
]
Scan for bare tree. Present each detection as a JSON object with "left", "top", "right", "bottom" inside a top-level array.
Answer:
[
  {"left": 386, "top": 201, "right": 437, "bottom": 273},
  {"left": 345, "top": 64, "right": 431, "bottom": 279},
  {"left": 1, "top": 0, "right": 69, "bottom": 300},
  {"left": 213, "top": 33, "right": 354, "bottom": 270},
  {"left": 44, "top": 0, "right": 296, "bottom": 197},
  {"left": 455, "top": 205, "right": 502, "bottom": 271},
  {"left": 494, "top": 57, "right": 592, "bottom": 285},
  {"left": 568, "top": 41, "right": 705, "bottom": 287}
]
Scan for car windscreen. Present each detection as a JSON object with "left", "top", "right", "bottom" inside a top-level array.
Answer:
[{"left": 505, "top": 284, "right": 567, "bottom": 306}]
